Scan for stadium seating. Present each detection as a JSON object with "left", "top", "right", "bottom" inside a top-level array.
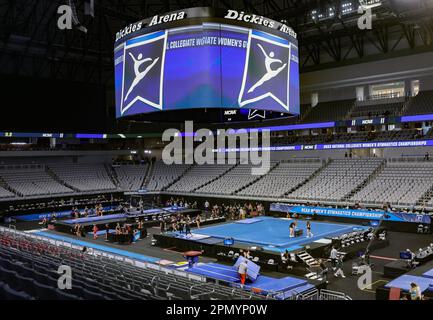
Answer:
[
  {"left": 287, "top": 158, "right": 384, "bottom": 202},
  {"left": 269, "top": 128, "right": 421, "bottom": 148},
  {"left": 0, "top": 186, "right": 15, "bottom": 199},
  {"left": 371, "top": 129, "right": 420, "bottom": 142},
  {"left": 0, "top": 228, "right": 269, "bottom": 300},
  {"left": 166, "top": 163, "right": 235, "bottom": 192},
  {"left": 351, "top": 159, "right": 433, "bottom": 206},
  {"left": 302, "top": 99, "right": 355, "bottom": 123},
  {"left": 48, "top": 163, "right": 117, "bottom": 192},
  {"left": 237, "top": 159, "right": 323, "bottom": 198},
  {"left": 195, "top": 161, "right": 264, "bottom": 195},
  {"left": 404, "top": 90, "right": 433, "bottom": 115},
  {"left": 0, "top": 166, "right": 73, "bottom": 197},
  {"left": 145, "top": 161, "right": 191, "bottom": 191},
  {"left": 113, "top": 164, "right": 148, "bottom": 191},
  {"left": 348, "top": 98, "right": 405, "bottom": 119}
]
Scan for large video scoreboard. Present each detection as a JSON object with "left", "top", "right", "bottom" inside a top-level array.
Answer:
[{"left": 114, "top": 7, "right": 300, "bottom": 119}]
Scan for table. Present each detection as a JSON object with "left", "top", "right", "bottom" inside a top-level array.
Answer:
[{"left": 295, "top": 228, "right": 303, "bottom": 237}]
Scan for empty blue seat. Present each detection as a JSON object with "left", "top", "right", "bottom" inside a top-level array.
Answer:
[
  {"left": 2, "top": 283, "right": 33, "bottom": 300},
  {"left": 0, "top": 281, "right": 5, "bottom": 299},
  {"left": 20, "top": 264, "right": 36, "bottom": 278},
  {"left": 56, "top": 289, "right": 80, "bottom": 300},
  {"left": 0, "top": 266, "right": 18, "bottom": 286},
  {"left": 12, "top": 273, "right": 35, "bottom": 294},
  {"left": 82, "top": 288, "right": 106, "bottom": 300},
  {"left": 68, "top": 284, "right": 85, "bottom": 298},
  {"left": 33, "top": 270, "right": 50, "bottom": 284},
  {"left": 33, "top": 280, "right": 58, "bottom": 300}
]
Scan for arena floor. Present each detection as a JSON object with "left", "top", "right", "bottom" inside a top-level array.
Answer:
[{"left": 7, "top": 217, "right": 433, "bottom": 301}]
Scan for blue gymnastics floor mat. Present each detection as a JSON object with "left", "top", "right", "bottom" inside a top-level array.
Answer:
[
  {"left": 186, "top": 262, "right": 313, "bottom": 299},
  {"left": 33, "top": 231, "right": 159, "bottom": 263},
  {"left": 191, "top": 216, "right": 366, "bottom": 250}
]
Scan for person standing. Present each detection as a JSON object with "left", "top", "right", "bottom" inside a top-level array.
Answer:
[
  {"left": 306, "top": 221, "right": 313, "bottom": 238},
  {"left": 330, "top": 246, "right": 338, "bottom": 270},
  {"left": 334, "top": 256, "right": 346, "bottom": 278},
  {"left": 409, "top": 282, "right": 422, "bottom": 300},
  {"left": 196, "top": 214, "right": 201, "bottom": 229},
  {"left": 289, "top": 222, "right": 295, "bottom": 238},
  {"left": 239, "top": 207, "right": 246, "bottom": 220},
  {"left": 185, "top": 220, "right": 192, "bottom": 236},
  {"left": 105, "top": 224, "right": 110, "bottom": 241},
  {"left": 238, "top": 259, "right": 248, "bottom": 288},
  {"left": 318, "top": 258, "right": 329, "bottom": 283},
  {"left": 178, "top": 218, "right": 185, "bottom": 235},
  {"left": 92, "top": 224, "right": 99, "bottom": 240},
  {"left": 160, "top": 219, "right": 166, "bottom": 234}
]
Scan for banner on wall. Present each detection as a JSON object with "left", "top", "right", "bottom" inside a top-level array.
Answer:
[{"left": 270, "top": 203, "right": 431, "bottom": 224}]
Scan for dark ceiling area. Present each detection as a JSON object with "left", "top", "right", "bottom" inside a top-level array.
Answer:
[{"left": 1, "top": 0, "right": 433, "bottom": 132}]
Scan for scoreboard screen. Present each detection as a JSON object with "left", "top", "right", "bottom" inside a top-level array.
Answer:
[{"left": 114, "top": 8, "right": 300, "bottom": 119}]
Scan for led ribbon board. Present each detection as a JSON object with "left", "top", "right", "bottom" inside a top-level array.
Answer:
[{"left": 114, "top": 7, "right": 299, "bottom": 118}]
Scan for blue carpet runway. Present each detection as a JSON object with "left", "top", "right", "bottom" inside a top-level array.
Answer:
[{"left": 32, "top": 231, "right": 159, "bottom": 263}]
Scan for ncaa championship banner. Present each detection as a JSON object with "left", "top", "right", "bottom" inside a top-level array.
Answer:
[{"left": 270, "top": 203, "right": 431, "bottom": 224}]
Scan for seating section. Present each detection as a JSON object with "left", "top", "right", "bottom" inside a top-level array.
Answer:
[
  {"left": 0, "top": 229, "right": 267, "bottom": 300},
  {"left": 0, "top": 186, "right": 15, "bottom": 199},
  {"left": 166, "top": 164, "right": 234, "bottom": 192},
  {"left": 351, "top": 160, "right": 433, "bottom": 206},
  {"left": 302, "top": 99, "right": 354, "bottom": 123},
  {"left": 270, "top": 128, "right": 422, "bottom": 148},
  {"left": 371, "top": 129, "right": 420, "bottom": 141},
  {"left": 145, "top": 161, "right": 191, "bottom": 191},
  {"left": 113, "top": 164, "right": 148, "bottom": 191},
  {"left": 287, "top": 159, "right": 384, "bottom": 201},
  {"left": 49, "top": 163, "right": 117, "bottom": 192},
  {"left": 404, "top": 90, "right": 433, "bottom": 115},
  {"left": 238, "top": 160, "right": 322, "bottom": 198},
  {"left": 349, "top": 101, "right": 404, "bottom": 119},
  {"left": 195, "top": 162, "right": 262, "bottom": 195},
  {"left": 0, "top": 167, "right": 73, "bottom": 197}
]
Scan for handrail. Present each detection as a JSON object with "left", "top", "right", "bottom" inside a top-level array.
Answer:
[
  {"left": 0, "top": 226, "right": 316, "bottom": 300},
  {"left": 319, "top": 289, "right": 352, "bottom": 300},
  {"left": 190, "top": 284, "right": 215, "bottom": 299}
]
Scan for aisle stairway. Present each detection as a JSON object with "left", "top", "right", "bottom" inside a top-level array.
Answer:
[
  {"left": 285, "top": 159, "right": 329, "bottom": 197},
  {"left": 105, "top": 163, "right": 120, "bottom": 188},
  {"left": 46, "top": 166, "right": 79, "bottom": 192},
  {"left": 297, "top": 251, "right": 325, "bottom": 281},
  {"left": 342, "top": 159, "right": 386, "bottom": 201},
  {"left": 142, "top": 161, "right": 154, "bottom": 188},
  {"left": 297, "top": 251, "right": 320, "bottom": 268},
  {"left": 192, "top": 162, "right": 240, "bottom": 192}
]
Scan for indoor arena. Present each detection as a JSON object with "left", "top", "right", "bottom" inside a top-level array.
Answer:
[{"left": 1, "top": 0, "right": 433, "bottom": 307}]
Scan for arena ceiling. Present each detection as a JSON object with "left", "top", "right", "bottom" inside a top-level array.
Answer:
[{"left": 1, "top": 0, "right": 433, "bottom": 85}]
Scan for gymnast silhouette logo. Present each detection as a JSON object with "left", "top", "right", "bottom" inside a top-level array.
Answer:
[
  {"left": 124, "top": 52, "right": 160, "bottom": 102},
  {"left": 247, "top": 44, "right": 287, "bottom": 94},
  {"left": 248, "top": 109, "right": 266, "bottom": 120},
  {"left": 238, "top": 36, "right": 291, "bottom": 112}
]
